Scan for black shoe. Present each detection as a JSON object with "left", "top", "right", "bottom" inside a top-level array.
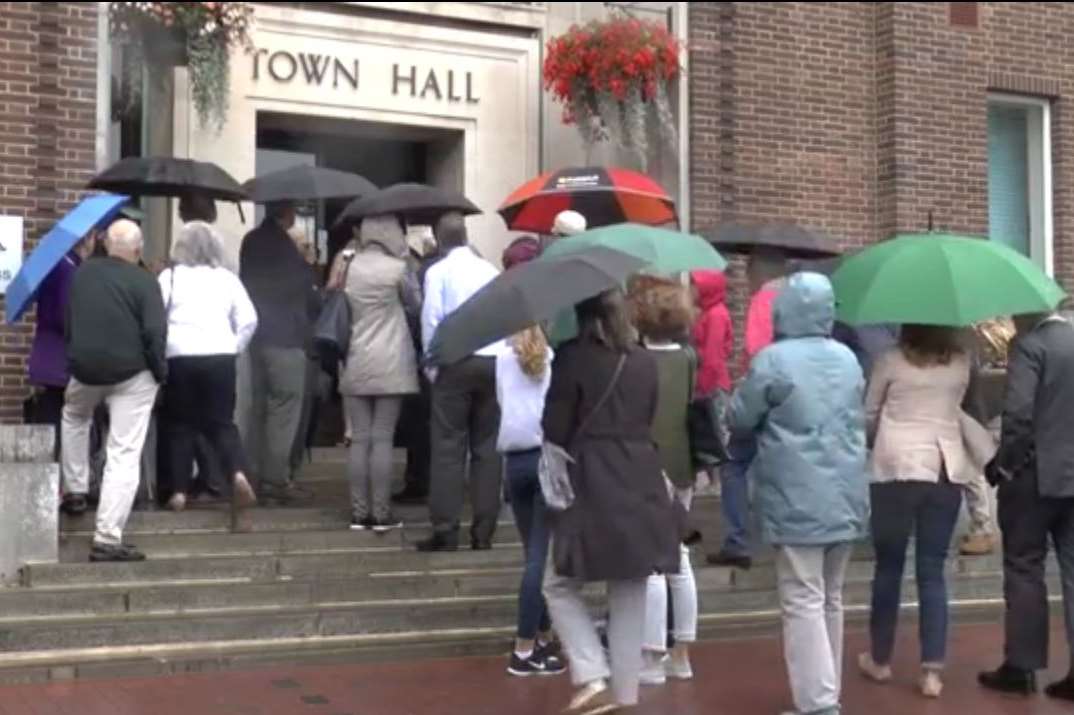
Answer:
[
  {"left": 61, "top": 493, "right": 89, "bottom": 517},
  {"left": 471, "top": 539, "right": 493, "bottom": 551},
  {"left": 707, "top": 550, "right": 752, "bottom": 570},
  {"left": 536, "top": 639, "right": 563, "bottom": 659},
  {"left": 1045, "top": 675, "right": 1074, "bottom": 701},
  {"left": 89, "top": 543, "right": 146, "bottom": 563},
  {"left": 979, "top": 664, "right": 1037, "bottom": 695},
  {"left": 392, "top": 488, "right": 428, "bottom": 506},
  {"left": 416, "top": 533, "right": 459, "bottom": 552},
  {"left": 260, "top": 484, "right": 297, "bottom": 505},
  {"left": 350, "top": 517, "right": 374, "bottom": 531},
  {"left": 372, "top": 516, "right": 404, "bottom": 535},
  {"left": 507, "top": 650, "right": 566, "bottom": 677}
]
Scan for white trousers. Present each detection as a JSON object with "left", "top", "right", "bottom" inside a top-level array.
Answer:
[
  {"left": 644, "top": 486, "right": 698, "bottom": 650},
  {"left": 645, "top": 545, "right": 698, "bottom": 650},
  {"left": 62, "top": 371, "right": 158, "bottom": 546},
  {"left": 776, "top": 543, "right": 852, "bottom": 715},
  {"left": 544, "top": 560, "right": 647, "bottom": 707}
]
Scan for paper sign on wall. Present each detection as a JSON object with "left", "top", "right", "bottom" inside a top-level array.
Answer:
[{"left": 0, "top": 216, "right": 24, "bottom": 295}]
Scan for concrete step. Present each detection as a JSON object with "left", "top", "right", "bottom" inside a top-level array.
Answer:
[
  {"left": 0, "top": 590, "right": 1056, "bottom": 686},
  {"left": 0, "top": 560, "right": 1040, "bottom": 621},
  {"left": 57, "top": 525, "right": 522, "bottom": 561},
  {"left": 0, "top": 569, "right": 1043, "bottom": 654}
]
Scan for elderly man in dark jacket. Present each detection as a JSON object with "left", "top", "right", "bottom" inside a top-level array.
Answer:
[
  {"left": 61, "top": 219, "right": 165, "bottom": 563},
  {"left": 980, "top": 310, "right": 1074, "bottom": 700}
]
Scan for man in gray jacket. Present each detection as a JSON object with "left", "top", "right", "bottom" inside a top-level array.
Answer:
[{"left": 980, "top": 309, "right": 1074, "bottom": 700}]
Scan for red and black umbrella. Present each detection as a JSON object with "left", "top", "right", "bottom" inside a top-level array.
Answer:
[{"left": 499, "top": 166, "right": 677, "bottom": 233}]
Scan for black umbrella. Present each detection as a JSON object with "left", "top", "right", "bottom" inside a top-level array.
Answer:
[
  {"left": 334, "top": 183, "right": 480, "bottom": 228},
  {"left": 702, "top": 221, "right": 841, "bottom": 259},
  {"left": 242, "top": 166, "right": 377, "bottom": 204},
  {"left": 427, "top": 246, "right": 645, "bottom": 366},
  {"left": 89, "top": 156, "right": 247, "bottom": 202}
]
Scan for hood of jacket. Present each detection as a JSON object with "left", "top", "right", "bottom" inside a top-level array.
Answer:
[
  {"left": 691, "top": 270, "right": 727, "bottom": 311},
  {"left": 773, "top": 272, "right": 835, "bottom": 340}
]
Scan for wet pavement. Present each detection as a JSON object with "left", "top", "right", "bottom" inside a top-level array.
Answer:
[{"left": 0, "top": 623, "right": 1071, "bottom": 714}]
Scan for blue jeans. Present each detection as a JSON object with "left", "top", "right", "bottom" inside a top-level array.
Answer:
[
  {"left": 869, "top": 481, "right": 962, "bottom": 666},
  {"left": 720, "top": 432, "right": 755, "bottom": 556},
  {"left": 505, "top": 449, "right": 552, "bottom": 640}
]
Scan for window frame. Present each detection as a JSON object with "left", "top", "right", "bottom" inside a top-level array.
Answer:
[{"left": 987, "top": 92, "right": 1054, "bottom": 276}]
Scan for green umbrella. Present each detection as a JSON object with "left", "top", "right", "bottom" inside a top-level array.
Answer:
[
  {"left": 540, "top": 223, "right": 725, "bottom": 343},
  {"left": 832, "top": 233, "right": 1066, "bottom": 326},
  {"left": 540, "top": 223, "right": 726, "bottom": 274}
]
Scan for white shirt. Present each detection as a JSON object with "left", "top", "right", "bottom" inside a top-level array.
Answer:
[
  {"left": 159, "top": 265, "right": 259, "bottom": 359},
  {"left": 422, "top": 246, "right": 503, "bottom": 358},
  {"left": 496, "top": 344, "right": 553, "bottom": 453}
]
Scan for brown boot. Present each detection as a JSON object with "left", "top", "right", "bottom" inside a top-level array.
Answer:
[{"left": 960, "top": 532, "right": 995, "bottom": 556}]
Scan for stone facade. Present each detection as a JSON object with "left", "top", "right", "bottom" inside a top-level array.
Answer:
[{"left": 0, "top": 2, "right": 97, "bottom": 423}]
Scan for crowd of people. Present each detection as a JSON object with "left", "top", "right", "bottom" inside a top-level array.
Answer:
[{"left": 26, "top": 195, "right": 1074, "bottom": 715}]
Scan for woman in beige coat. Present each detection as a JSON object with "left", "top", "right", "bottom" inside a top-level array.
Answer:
[
  {"left": 857, "top": 325, "right": 990, "bottom": 698},
  {"left": 331, "top": 214, "right": 421, "bottom": 532}
]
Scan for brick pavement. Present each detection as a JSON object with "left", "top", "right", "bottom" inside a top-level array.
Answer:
[{"left": 0, "top": 623, "right": 1071, "bottom": 714}]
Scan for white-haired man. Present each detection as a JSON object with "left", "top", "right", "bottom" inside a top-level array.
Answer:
[{"left": 61, "top": 219, "right": 166, "bottom": 562}]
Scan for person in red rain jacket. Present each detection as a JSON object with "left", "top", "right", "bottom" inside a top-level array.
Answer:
[{"left": 690, "top": 270, "right": 733, "bottom": 398}]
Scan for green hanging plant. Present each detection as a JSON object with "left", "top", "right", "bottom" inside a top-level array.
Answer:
[{"left": 109, "top": 2, "right": 255, "bottom": 132}]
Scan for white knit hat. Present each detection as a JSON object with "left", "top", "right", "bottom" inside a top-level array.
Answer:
[{"left": 552, "top": 210, "right": 587, "bottom": 237}]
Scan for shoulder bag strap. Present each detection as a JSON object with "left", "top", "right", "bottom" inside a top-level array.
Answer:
[{"left": 575, "top": 353, "right": 627, "bottom": 439}]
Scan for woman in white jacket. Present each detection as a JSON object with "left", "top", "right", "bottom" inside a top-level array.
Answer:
[{"left": 158, "top": 221, "right": 258, "bottom": 516}]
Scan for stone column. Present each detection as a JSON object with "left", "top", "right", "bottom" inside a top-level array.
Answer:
[
  {"left": 141, "top": 67, "right": 175, "bottom": 263},
  {"left": 0, "top": 425, "right": 59, "bottom": 585}
]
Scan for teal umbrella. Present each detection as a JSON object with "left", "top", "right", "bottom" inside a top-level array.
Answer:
[
  {"left": 540, "top": 223, "right": 726, "bottom": 274},
  {"left": 540, "top": 224, "right": 725, "bottom": 342},
  {"left": 832, "top": 233, "right": 1066, "bottom": 326}
]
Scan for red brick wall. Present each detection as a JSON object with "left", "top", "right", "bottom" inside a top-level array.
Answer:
[
  {"left": 689, "top": 1, "right": 1074, "bottom": 317},
  {"left": 0, "top": 2, "right": 98, "bottom": 423}
]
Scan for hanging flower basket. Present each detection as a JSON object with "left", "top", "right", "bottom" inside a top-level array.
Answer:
[
  {"left": 543, "top": 17, "right": 682, "bottom": 168},
  {"left": 110, "top": 2, "right": 256, "bottom": 132}
]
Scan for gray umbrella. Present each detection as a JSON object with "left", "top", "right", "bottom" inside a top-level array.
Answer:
[
  {"left": 702, "top": 221, "right": 841, "bottom": 259},
  {"left": 242, "top": 166, "right": 377, "bottom": 204},
  {"left": 334, "top": 183, "right": 480, "bottom": 228},
  {"left": 427, "top": 246, "right": 645, "bottom": 366}
]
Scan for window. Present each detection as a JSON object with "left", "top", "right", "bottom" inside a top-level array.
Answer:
[{"left": 987, "top": 94, "right": 1053, "bottom": 274}]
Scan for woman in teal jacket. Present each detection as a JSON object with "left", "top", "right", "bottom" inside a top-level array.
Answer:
[{"left": 728, "top": 271, "right": 869, "bottom": 715}]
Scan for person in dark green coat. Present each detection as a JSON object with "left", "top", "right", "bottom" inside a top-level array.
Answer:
[{"left": 629, "top": 276, "right": 699, "bottom": 686}]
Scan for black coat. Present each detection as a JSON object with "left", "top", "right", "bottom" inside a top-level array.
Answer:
[
  {"left": 542, "top": 338, "right": 681, "bottom": 582},
  {"left": 992, "top": 317, "right": 1074, "bottom": 497}
]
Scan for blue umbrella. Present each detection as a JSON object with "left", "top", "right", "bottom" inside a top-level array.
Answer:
[{"left": 5, "top": 193, "right": 129, "bottom": 323}]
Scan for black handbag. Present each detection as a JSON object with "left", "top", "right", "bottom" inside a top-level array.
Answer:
[
  {"left": 685, "top": 347, "right": 730, "bottom": 466},
  {"left": 313, "top": 253, "right": 355, "bottom": 362}
]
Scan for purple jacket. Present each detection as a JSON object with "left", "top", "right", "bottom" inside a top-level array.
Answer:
[{"left": 28, "top": 254, "right": 79, "bottom": 387}]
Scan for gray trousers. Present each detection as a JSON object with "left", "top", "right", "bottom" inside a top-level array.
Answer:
[
  {"left": 248, "top": 346, "right": 307, "bottom": 488},
  {"left": 344, "top": 395, "right": 403, "bottom": 521},
  {"left": 429, "top": 356, "right": 502, "bottom": 542},
  {"left": 544, "top": 560, "right": 647, "bottom": 707},
  {"left": 998, "top": 471, "right": 1074, "bottom": 671},
  {"left": 776, "top": 543, "right": 852, "bottom": 715}
]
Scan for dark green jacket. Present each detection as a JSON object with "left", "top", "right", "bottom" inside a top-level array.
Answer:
[
  {"left": 64, "top": 256, "right": 167, "bottom": 386},
  {"left": 647, "top": 345, "right": 694, "bottom": 488}
]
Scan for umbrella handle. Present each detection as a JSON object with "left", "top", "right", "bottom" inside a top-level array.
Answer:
[{"left": 236, "top": 202, "right": 246, "bottom": 224}]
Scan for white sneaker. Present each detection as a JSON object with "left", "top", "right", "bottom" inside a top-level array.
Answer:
[
  {"left": 639, "top": 652, "right": 667, "bottom": 686},
  {"left": 167, "top": 492, "right": 186, "bottom": 513},
  {"left": 564, "top": 679, "right": 615, "bottom": 714},
  {"left": 666, "top": 653, "right": 693, "bottom": 681}
]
